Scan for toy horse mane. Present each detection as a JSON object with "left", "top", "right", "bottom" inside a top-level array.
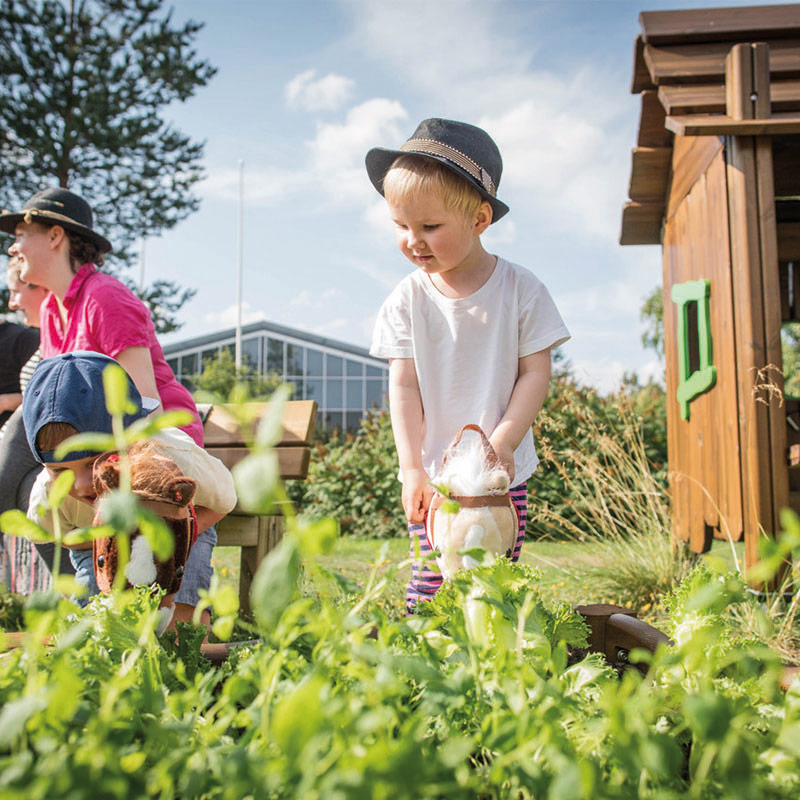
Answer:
[{"left": 92, "top": 441, "right": 197, "bottom": 596}]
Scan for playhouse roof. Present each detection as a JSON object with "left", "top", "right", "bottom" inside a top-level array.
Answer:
[{"left": 620, "top": 3, "right": 800, "bottom": 245}]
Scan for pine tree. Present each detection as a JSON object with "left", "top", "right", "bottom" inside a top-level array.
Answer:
[{"left": 0, "top": 0, "right": 216, "bottom": 331}]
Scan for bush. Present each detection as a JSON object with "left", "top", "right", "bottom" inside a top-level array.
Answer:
[
  {"left": 293, "top": 372, "right": 669, "bottom": 543},
  {"left": 528, "top": 371, "right": 668, "bottom": 540},
  {"left": 292, "top": 409, "right": 407, "bottom": 538}
]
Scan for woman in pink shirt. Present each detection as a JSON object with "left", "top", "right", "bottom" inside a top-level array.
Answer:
[{"left": 0, "top": 188, "right": 203, "bottom": 446}]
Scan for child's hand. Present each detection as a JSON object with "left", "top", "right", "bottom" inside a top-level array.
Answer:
[
  {"left": 402, "top": 468, "right": 433, "bottom": 525},
  {"left": 490, "top": 438, "right": 516, "bottom": 485}
]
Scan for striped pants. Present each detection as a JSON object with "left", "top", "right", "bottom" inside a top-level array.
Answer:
[{"left": 405, "top": 483, "right": 528, "bottom": 614}]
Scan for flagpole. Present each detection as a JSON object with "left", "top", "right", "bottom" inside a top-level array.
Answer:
[{"left": 235, "top": 159, "right": 244, "bottom": 373}]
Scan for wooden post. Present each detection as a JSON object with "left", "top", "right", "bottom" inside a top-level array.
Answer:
[{"left": 725, "top": 41, "right": 785, "bottom": 580}]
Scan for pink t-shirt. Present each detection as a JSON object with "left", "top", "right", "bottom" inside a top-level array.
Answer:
[{"left": 40, "top": 264, "right": 203, "bottom": 446}]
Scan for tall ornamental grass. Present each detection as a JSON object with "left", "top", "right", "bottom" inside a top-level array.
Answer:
[{"left": 530, "top": 377, "right": 694, "bottom": 616}]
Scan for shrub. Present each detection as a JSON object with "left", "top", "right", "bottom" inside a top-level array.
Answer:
[
  {"left": 292, "top": 408, "right": 407, "bottom": 538},
  {"left": 528, "top": 370, "right": 668, "bottom": 541}
]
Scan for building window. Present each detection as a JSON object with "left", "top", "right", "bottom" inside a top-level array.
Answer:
[
  {"left": 345, "top": 411, "right": 363, "bottom": 432},
  {"left": 326, "top": 354, "right": 343, "bottom": 377},
  {"left": 181, "top": 352, "right": 198, "bottom": 378},
  {"left": 365, "top": 379, "right": 384, "bottom": 408},
  {"left": 307, "top": 348, "right": 323, "bottom": 376},
  {"left": 266, "top": 338, "right": 284, "bottom": 375},
  {"left": 327, "top": 378, "right": 343, "bottom": 408},
  {"left": 243, "top": 337, "right": 260, "bottom": 371},
  {"left": 346, "top": 379, "right": 363, "bottom": 408},
  {"left": 325, "top": 410, "right": 344, "bottom": 430},
  {"left": 305, "top": 378, "right": 323, "bottom": 401},
  {"left": 346, "top": 359, "right": 363, "bottom": 377}
]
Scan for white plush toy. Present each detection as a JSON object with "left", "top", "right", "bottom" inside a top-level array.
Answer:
[{"left": 426, "top": 425, "right": 519, "bottom": 579}]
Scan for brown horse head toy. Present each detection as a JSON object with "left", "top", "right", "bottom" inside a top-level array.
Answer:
[{"left": 92, "top": 441, "right": 197, "bottom": 596}]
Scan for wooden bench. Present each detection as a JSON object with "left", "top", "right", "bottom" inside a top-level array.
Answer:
[{"left": 202, "top": 400, "right": 317, "bottom": 616}]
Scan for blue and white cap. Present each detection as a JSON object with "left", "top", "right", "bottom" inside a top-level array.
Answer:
[{"left": 23, "top": 351, "right": 159, "bottom": 463}]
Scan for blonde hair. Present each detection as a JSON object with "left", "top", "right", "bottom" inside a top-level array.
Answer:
[
  {"left": 7, "top": 254, "right": 22, "bottom": 281},
  {"left": 36, "top": 422, "right": 79, "bottom": 454},
  {"left": 382, "top": 154, "right": 484, "bottom": 219}
]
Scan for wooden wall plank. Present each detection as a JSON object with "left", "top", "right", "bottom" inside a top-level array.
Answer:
[
  {"left": 752, "top": 43, "right": 773, "bottom": 119},
  {"left": 726, "top": 43, "right": 755, "bottom": 121},
  {"left": 640, "top": 5, "right": 800, "bottom": 46},
  {"left": 778, "top": 222, "right": 800, "bottom": 260},
  {"left": 726, "top": 135, "right": 775, "bottom": 574},
  {"left": 780, "top": 262, "right": 791, "bottom": 320},
  {"left": 666, "top": 112, "right": 800, "bottom": 137},
  {"left": 685, "top": 174, "right": 717, "bottom": 548},
  {"left": 706, "top": 151, "right": 744, "bottom": 542},
  {"left": 629, "top": 147, "right": 672, "bottom": 202},
  {"left": 638, "top": 90, "right": 672, "bottom": 147},
  {"left": 773, "top": 138, "right": 800, "bottom": 196},
  {"left": 632, "top": 35, "right": 656, "bottom": 93},
  {"left": 667, "top": 135, "right": 724, "bottom": 219},
  {"left": 659, "top": 79, "right": 800, "bottom": 115},
  {"left": 756, "top": 139, "right": 790, "bottom": 541},
  {"left": 620, "top": 201, "right": 664, "bottom": 245},
  {"left": 662, "top": 207, "right": 687, "bottom": 543},
  {"left": 644, "top": 38, "right": 800, "bottom": 86}
]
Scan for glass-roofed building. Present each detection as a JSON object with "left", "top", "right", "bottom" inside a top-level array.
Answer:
[{"left": 163, "top": 321, "right": 389, "bottom": 432}]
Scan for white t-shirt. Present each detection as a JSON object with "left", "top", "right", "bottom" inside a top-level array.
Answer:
[
  {"left": 370, "top": 257, "right": 570, "bottom": 484},
  {"left": 28, "top": 426, "right": 237, "bottom": 538}
]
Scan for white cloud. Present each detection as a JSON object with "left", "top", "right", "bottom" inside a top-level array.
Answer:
[
  {"left": 306, "top": 98, "right": 408, "bottom": 201},
  {"left": 345, "top": 0, "right": 529, "bottom": 101},
  {"left": 202, "top": 302, "right": 267, "bottom": 328},
  {"left": 570, "top": 355, "right": 665, "bottom": 394},
  {"left": 201, "top": 164, "right": 309, "bottom": 205},
  {"left": 345, "top": 0, "right": 630, "bottom": 242},
  {"left": 309, "top": 317, "right": 349, "bottom": 336},
  {"left": 364, "top": 196, "right": 393, "bottom": 236},
  {"left": 482, "top": 218, "right": 517, "bottom": 248},
  {"left": 290, "top": 287, "right": 345, "bottom": 307},
  {"left": 570, "top": 357, "right": 629, "bottom": 395},
  {"left": 285, "top": 69, "right": 355, "bottom": 112}
]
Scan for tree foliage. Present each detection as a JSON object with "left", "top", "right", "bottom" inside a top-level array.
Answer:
[
  {"left": 192, "top": 348, "right": 284, "bottom": 402},
  {"left": 640, "top": 285, "right": 664, "bottom": 356},
  {"left": 0, "top": 0, "right": 216, "bottom": 329}
]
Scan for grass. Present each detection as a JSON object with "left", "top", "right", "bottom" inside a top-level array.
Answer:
[{"left": 212, "top": 535, "right": 743, "bottom": 624}]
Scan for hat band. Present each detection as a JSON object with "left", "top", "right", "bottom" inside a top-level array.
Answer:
[
  {"left": 20, "top": 208, "right": 87, "bottom": 228},
  {"left": 400, "top": 138, "right": 497, "bottom": 197}
]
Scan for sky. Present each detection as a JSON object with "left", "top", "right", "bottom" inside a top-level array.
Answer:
[{"left": 139, "top": 0, "right": 792, "bottom": 392}]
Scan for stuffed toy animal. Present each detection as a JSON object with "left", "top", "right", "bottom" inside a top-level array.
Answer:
[
  {"left": 426, "top": 425, "right": 519, "bottom": 579},
  {"left": 92, "top": 441, "right": 197, "bottom": 597}
]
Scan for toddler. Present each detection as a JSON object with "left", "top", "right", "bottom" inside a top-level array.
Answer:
[
  {"left": 366, "top": 118, "right": 570, "bottom": 612},
  {"left": 22, "top": 351, "right": 236, "bottom": 628}
]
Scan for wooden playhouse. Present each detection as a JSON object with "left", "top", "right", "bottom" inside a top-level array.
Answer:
[{"left": 620, "top": 3, "right": 800, "bottom": 575}]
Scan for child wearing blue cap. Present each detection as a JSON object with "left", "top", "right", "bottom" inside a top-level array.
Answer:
[
  {"left": 367, "top": 118, "right": 570, "bottom": 613},
  {"left": 22, "top": 351, "right": 236, "bottom": 628}
]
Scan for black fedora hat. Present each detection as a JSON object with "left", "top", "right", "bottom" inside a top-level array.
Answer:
[
  {"left": 365, "top": 118, "right": 509, "bottom": 223},
  {"left": 0, "top": 187, "right": 112, "bottom": 253}
]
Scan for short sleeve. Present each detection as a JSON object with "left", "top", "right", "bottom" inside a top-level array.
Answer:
[
  {"left": 518, "top": 278, "right": 571, "bottom": 357},
  {"left": 27, "top": 470, "right": 95, "bottom": 535},
  {"left": 152, "top": 429, "right": 237, "bottom": 514},
  {"left": 370, "top": 285, "right": 414, "bottom": 360},
  {"left": 84, "top": 278, "right": 154, "bottom": 358}
]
